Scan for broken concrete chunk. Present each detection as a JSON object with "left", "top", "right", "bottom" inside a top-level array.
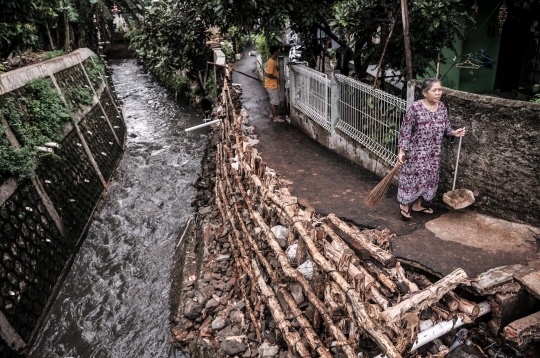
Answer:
[
  {"left": 198, "top": 206, "right": 213, "bottom": 215},
  {"left": 503, "top": 310, "right": 540, "bottom": 347},
  {"left": 258, "top": 342, "right": 279, "bottom": 357},
  {"left": 212, "top": 316, "right": 227, "bottom": 330},
  {"left": 221, "top": 338, "right": 247, "bottom": 356},
  {"left": 472, "top": 267, "right": 514, "bottom": 295},
  {"left": 514, "top": 271, "right": 540, "bottom": 300},
  {"left": 216, "top": 254, "right": 231, "bottom": 262},
  {"left": 183, "top": 300, "right": 203, "bottom": 320}
]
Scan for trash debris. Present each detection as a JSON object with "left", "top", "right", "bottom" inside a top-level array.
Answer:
[{"left": 297, "top": 260, "right": 313, "bottom": 280}]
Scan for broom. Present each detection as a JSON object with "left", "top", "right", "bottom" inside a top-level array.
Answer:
[{"left": 365, "top": 161, "right": 403, "bottom": 207}]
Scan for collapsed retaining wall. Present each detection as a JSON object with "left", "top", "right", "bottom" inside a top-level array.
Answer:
[
  {"left": 0, "top": 49, "right": 125, "bottom": 356},
  {"left": 289, "top": 81, "right": 540, "bottom": 227}
]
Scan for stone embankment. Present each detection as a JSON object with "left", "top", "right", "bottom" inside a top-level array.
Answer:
[
  {"left": 167, "top": 70, "right": 540, "bottom": 358},
  {"left": 0, "top": 49, "right": 125, "bottom": 356}
]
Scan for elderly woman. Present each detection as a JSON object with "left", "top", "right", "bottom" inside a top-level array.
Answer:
[{"left": 398, "top": 78, "right": 466, "bottom": 220}]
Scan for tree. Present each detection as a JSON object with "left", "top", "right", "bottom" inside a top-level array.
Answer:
[
  {"left": 0, "top": 0, "right": 144, "bottom": 56},
  {"left": 331, "top": 0, "right": 465, "bottom": 83},
  {"left": 127, "top": 1, "right": 212, "bottom": 97}
]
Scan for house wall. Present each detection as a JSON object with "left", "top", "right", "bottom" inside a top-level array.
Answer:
[
  {"left": 457, "top": 0, "right": 502, "bottom": 94},
  {"left": 423, "top": 0, "right": 502, "bottom": 94}
]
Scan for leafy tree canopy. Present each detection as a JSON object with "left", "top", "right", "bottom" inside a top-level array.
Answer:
[{"left": 0, "top": 0, "right": 145, "bottom": 56}]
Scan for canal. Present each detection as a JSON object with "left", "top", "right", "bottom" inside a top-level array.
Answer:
[{"left": 30, "top": 59, "right": 205, "bottom": 357}]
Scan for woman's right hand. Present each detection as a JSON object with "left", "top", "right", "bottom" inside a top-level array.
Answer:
[{"left": 398, "top": 149, "right": 407, "bottom": 164}]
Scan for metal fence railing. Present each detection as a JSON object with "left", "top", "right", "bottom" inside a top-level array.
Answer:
[
  {"left": 334, "top": 74, "right": 406, "bottom": 166},
  {"left": 289, "top": 65, "right": 332, "bottom": 131}
]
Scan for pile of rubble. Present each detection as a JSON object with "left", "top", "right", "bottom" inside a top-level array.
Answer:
[{"left": 168, "top": 70, "right": 539, "bottom": 358}]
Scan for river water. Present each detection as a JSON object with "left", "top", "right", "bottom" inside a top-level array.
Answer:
[{"left": 30, "top": 59, "right": 205, "bottom": 357}]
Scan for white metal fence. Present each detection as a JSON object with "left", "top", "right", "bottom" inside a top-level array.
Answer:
[
  {"left": 334, "top": 74, "right": 406, "bottom": 166},
  {"left": 288, "top": 64, "right": 406, "bottom": 166},
  {"left": 289, "top": 65, "right": 332, "bottom": 131}
]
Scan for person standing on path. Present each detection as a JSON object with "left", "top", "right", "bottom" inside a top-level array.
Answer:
[
  {"left": 264, "top": 46, "right": 284, "bottom": 122},
  {"left": 397, "top": 78, "right": 466, "bottom": 220}
]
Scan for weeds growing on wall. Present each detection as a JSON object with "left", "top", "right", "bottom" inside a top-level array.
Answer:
[
  {"left": 66, "top": 87, "right": 94, "bottom": 109},
  {"left": 85, "top": 57, "right": 105, "bottom": 88},
  {"left": 0, "top": 78, "right": 73, "bottom": 179},
  {"left": 206, "top": 72, "right": 217, "bottom": 101},
  {"left": 42, "top": 50, "right": 65, "bottom": 61}
]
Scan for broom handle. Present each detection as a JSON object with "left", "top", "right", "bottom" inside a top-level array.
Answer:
[{"left": 452, "top": 136, "right": 462, "bottom": 191}]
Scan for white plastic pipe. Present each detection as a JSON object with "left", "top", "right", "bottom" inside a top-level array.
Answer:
[
  {"left": 373, "top": 301, "right": 491, "bottom": 357},
  {"left": 184, "top": 119, "right": 221, "bottom": 132}
]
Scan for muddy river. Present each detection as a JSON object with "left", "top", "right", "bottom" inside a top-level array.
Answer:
[{"left": 30, "top": 59, "right": 205, "bottom": 357}]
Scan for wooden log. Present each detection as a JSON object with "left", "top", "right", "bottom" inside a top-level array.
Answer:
[
  {"left": 381, "top": 268, "right": 468, "bottom": 324},
  {"left": 365, "top": 261, "right": 398, "bottom": 294},
  {"left": 296, "top": 234, "right": 307, "bottom": 266},
  {"left": 249, "top": 258, "right": 312, "bottom": 357},
  {"left": 256, "top": 187, "right": 402, "bottom": 357},
  {"left": 326, "top": 214, "right": 396, "bottom": 267},
  {"left": 447, "top": 291, "right": 480, "bottom": 316},
  {"left": 217, "top": 182, "right": 317, "bottom": 356},
  {"left": 219, "top": 146, "right": 357, "bottom": 358},
  {"left": 396, "top": 262, "right": 419, "bottom": 293},
  {"left": 224, "top": 102, "right": 401, "bottom": 357},
  {"left": 338, "top": 249, "right": 354, "bottom": 273},
  {"left": 442, "top": 294, "right": 460, "bottom": 312}
]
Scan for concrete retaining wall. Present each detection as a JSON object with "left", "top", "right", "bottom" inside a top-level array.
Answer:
[
  {"left": 290, "top": 82, "right": 540, "bottom": 227},
  {"left": 0, "top": 49, "right": 126, "bottom": 356}
]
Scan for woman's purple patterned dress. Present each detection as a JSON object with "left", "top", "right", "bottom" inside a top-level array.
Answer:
[{"left": 397, "top": 100, "right": 454, "bottom": 205}]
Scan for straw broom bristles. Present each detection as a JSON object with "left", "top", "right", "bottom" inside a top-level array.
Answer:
[{"left": 365, "top": 161, "right": 402, "bottom": 207}]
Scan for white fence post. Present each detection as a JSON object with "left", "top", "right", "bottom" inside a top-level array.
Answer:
[{"left": 331, "top": 73, "right": 340, "bottom": 130}]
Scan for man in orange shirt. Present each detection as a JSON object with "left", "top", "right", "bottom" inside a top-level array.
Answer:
[{"left": 264, "top": 46, "right": 283, "bottom": 122}]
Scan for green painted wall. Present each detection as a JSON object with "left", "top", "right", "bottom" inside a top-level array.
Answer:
[
  {"left": 457, "top": 0, "right": 502, "bottom": 94},
  {"left": 423, "top": 0, "right": 502, "bottom": 94}
]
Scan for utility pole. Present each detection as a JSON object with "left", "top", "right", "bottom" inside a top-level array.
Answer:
[{"left": 401, "top": 0, "right": 413, "bottom": 81}]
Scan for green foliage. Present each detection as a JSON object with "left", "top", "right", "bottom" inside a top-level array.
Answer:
[
  {"left": 42, "top": 49, "right": 65, "bottom": 60},
  {"left": 127, "top": 1, "right": 211, "bottom": 84},
  {"left": 327, "top": 48, "right": 337, "bottom": 61},
  {"left": 226, "top": 26, "right": 248, "bottom": 53},
  {"left": 331, "top": 0, "right": 465, "bottom": 82},
  {"left": 206, "top": 71, "right": 217, "bottom": 101},
  {"left": 66, "top": 86, "right": 93, "bottom": 108},
  {"left": 0, "top": 0, "right": 144, "bottom": 56},
  {"left": 254, "top": 33, "right": 270, "bottom": 65},
  {"left": 85, "top": 56, "right": 105, "bottom": 88},
  {"left": 221, "top": 42, "right": 234, "bottom": 62},
  {"left": 0, "top": 78, "right": 72, "bottom": 179},
  {"left": 530, "top": 94, "right": 540, "bottom": 104}
]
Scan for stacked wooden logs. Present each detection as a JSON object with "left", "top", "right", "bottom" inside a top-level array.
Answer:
[{"left": 214, "top": 72, "right": 479, "bottom": 357}]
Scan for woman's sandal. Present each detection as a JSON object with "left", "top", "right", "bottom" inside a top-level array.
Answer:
[
  {"left": 412, "top": 207, "right": 433, "bottom": 214},
  {"left": 400, "top": 208, "right": 412, "bottom": 221}
]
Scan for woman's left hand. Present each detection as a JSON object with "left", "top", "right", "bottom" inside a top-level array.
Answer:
[{"left": 452, "top": 127, "right": 466, "bottom": 137}]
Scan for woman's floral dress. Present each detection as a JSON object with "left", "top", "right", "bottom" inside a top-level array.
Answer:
[{"left": 397, "top": 100, "right": 454, "bottom": 205}]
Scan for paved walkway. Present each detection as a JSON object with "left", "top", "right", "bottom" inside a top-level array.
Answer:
[{"left": 232, "top": 46, "right": 540, "bottom": 279}]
